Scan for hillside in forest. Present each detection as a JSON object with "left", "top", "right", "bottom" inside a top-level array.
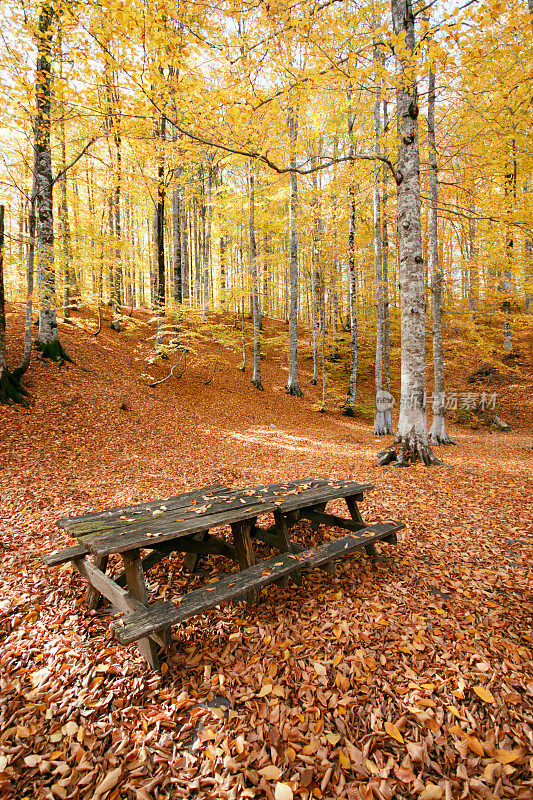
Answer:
[{"left": 0, "top": 303, "right": 532, "bottom": 800}]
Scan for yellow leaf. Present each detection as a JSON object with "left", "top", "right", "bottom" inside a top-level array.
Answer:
[
  {"left": 325, "top": 733, "right": 340, "bottom": 746},
  {"left": 473, "top": 685, "right": 495, "bottom": 704},
  {"left": 446, "top": 705, "right": 461, "bottom": 718},
  {"left": 494, "top": 748, "right": 522, "bottom": 764},
  {"left": 466, "top": 736, "right": 485, "bottom": 757},
  {"left": 258, "top": 684, "right": 273, "bottom": 697},
  {"left": 418, "top": 783, "right": 443, "bottom": 799},
  {"left": 366, "top": 758, "right": 379, "bottom": 774},
  {"left": 385, "top": 721, "right": 404, "bottom": 744},
  {"left": 259, "top": 765, "right": 282, "bottom": 780},
  {"left": 338, "top": 749, "right": 350, "bottom": 769}
]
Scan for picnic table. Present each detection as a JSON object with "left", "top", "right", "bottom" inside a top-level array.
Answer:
[{"left": 44, "top": 477, "right": 403, "bottom": 670}]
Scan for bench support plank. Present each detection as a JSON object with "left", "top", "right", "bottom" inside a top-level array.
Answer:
[
  {"left": 122, "top": 550, "right": 161, "bottom": 670},
  {"left": 112, "top": 521, "right": 403, "bottom": 646},
  {"left": 231, "top": 520, "right": 258, "bottom": 602}
]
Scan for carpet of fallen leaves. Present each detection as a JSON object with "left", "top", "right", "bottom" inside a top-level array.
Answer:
[{"left": 1, "top": 305, "right": 532, "bottom": 800}]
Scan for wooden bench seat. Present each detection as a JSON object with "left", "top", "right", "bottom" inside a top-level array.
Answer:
[
  {"left": 111, "top": 521, "right": 403, "bottom": 645},
  {"left": 43, "top": 543, "right": 89, "bottom": 566}
]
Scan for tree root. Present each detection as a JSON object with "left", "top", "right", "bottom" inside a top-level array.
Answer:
[
  {"left": 429, "top": 414, "right": 455, "bottom": 445},
  {"left": 35, "top": 338, "right": 74, "bottom": 367},
  {"left": 373, "top": 410, "right": 393, "bottom": 436},
  {"left": 377, "top": 430, "right": 442, "bottom": 467},
  {"left": 251, "top": 377, "right": 264, "bottom": 390},
  {"left": 0, "top": 368, "right": 31, "bottom": 407},
  {"left": 285, "top": 381, "right": 303, "bottom": 397}
]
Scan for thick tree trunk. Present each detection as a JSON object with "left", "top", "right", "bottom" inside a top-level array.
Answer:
[
  {"left": 35, "top": 3, "right": 70, "bottom": 365},
  {"left": 249, "top": 167, "right": 263, "bottom": 389},
  {"left": 427, "top": 70, "right": 454, "bottom": 446},
  {"left": 286, "top": 106, "right": 302, "bottom": 396},
  {"left": 379, "top": 0, "right": 438, "bottom": 466}
]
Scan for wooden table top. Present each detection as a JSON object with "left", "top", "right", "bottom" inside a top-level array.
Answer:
[{"left": 58, "top": 477, "right": 374, "bottom": 558}]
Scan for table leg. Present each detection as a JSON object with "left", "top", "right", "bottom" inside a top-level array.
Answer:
[
  {"left": 273, "top": 511, "right": 302, "bottom": 586},
  {"left": 85, "top": 556, "right": 108, "bottom": 610},
  {"left": 182, "top": 532, "right": 207, "bottom": 573},
  {"left": 122, "top": 549, "right": 161, "bottom": 670},
  {"left": 231, "top": 520, "right": 258, "bottom": 602},
  {"left": 346, "top": 495, "right": 376, "bottom": 560}
]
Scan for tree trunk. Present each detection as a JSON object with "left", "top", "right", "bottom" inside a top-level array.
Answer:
[
  {"left": 346, "top": 171, "right": 357, "bottom": 407},
  {"left": 58, "top": 31, "right": 73, "bottom": 322},
  {"left": 379, "top": 0, "right": 438, "bottom": 466},
  {"left": 382, "top": 98, "right": 392, "bottom": 431},
  {"left": 427, "top": 69, "right": 454, "bottom": 446},
  {"left": 286, "top": 106, "right": 302, "bottom": 395},
  {"left": 249, "top": 166, "right": 263, "bottom": 389},
  {"left": 202, "top": 162, "right": 212, "bottom": 320},
  {"left": 35, "top": 3, "right": 70, "bottom": 364},
  {"left": 172, "top": 177, "right": 182, "bottom": 305},
  {"left": 181, "top": 198, "right": 189, "bottom": 302},
  {"left": 155, "top": 115, "right": 166, "bottom": 349},
  {"left": 372, "top": 44, "right": 392, "bottom": 435},
  {"left": 0, "top": 207, "right": 29, "bottom": 405}
]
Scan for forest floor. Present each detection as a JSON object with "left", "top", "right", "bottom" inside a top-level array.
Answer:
[{"left": 1, "top": 303, "right": 532, "bottom": 800}]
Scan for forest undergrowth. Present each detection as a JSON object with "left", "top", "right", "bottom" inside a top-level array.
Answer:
[{"left": 0, "top": 304, "right": 532, "bottom": 800}]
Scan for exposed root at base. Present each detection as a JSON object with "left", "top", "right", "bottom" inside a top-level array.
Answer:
[
  {"left": 373, "top": 411, "right": 393, "bottom": 436},
  {"left": 251, "top": 378, "right": 264, "bottom": 391},
  {"left": 377, "top": 430, "right": 442, "bottom": 467},
  {"left": 0, "top": 369, "right": 31, "bottom": 407},
  {"left": 35, "top": 338, "right": 74, "bottom": 367},
  {"left": 428, "top": 432, "right": 456, "bottom": 445},
  {"left": 285, "top": 382, "right": 303, "bottom": 397}
]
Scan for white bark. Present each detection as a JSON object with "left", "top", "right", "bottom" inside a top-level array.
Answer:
[
  {"left": 286, "top": 105, "right": 302, "bottom": 396},
  {"left": 381, "top": 0, "right": 438, "bottom": 466},
  {"left": 248, "top": 167, "right": 262, "bottom": 390},
  {"left": 427, "top": 69, "right": 454, "bottom": 446},
  {"left": 372, "top": 39, "right": 392, "bottom": 436}
]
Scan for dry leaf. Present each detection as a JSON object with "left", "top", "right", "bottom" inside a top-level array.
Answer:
[
  {"left": 494, "top": 748, "right": 522, "bottom": 764},
  {"left": 274, "top": 783, "right": 293, "bottom": 800},
  {"left": 473, "top": 685, "right": 495, "bottom": 703},
  {"left": 385, "top": 721, "right": 404, "bottom": 744},
  {"left": 466, "top": 736, "right": 485, "bottom": 757},
  {"left": 258, "top": 765, "right": 282, "bottom": 780},
  {"left": 418, "top": 783, "right": 443, "bottom": 800},
  {"left": 89, "top": 766, "right": 122, "bottom": 800}
]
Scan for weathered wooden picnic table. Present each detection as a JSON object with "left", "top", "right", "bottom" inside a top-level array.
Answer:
[{"left": 44, "top": 477, "right": 403, "bottom": 670}]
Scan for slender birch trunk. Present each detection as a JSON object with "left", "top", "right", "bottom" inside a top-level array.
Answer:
[
  {"left": 427, "top": 69, "right": 453, "bottom": 445},
  {"left": 379, "top": 0, "right": 438, "bottom": 466},
  {"left": 172, "top": 174, "right": 182, "bottom": 305},
  {"left": 286, "top": 105, "right": 302, "bottom": 395},
  {"left": 155, "top": 115, "right": 166, "bottom": 349},
  {"left": 249, "top": 166, "right": 263, "bottom": 389},
  {"left": 202, "top": 161, "right": 212, "bottom": 320},
  {"left": 372, "top": 39, "right": 392, "bottom": 435},
  {"left": 345, "top": 109, "right": 357, "bottom": 410},
  {"left": 382, "top": 98, "right": 392, "bottom": 431}
]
